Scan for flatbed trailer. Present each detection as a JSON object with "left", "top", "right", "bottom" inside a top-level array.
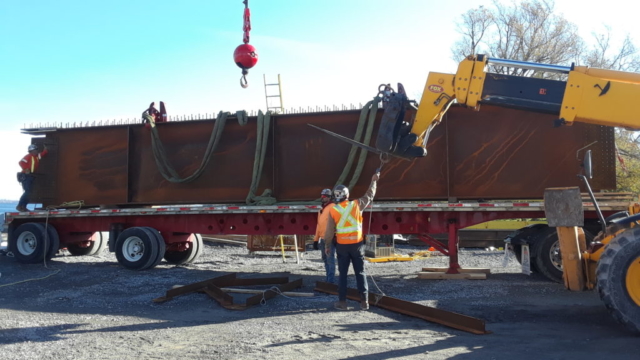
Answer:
[{"left": 4, "top": 197, "right": 631, "bottom": 275}]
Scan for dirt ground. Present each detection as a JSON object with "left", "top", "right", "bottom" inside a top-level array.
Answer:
[{"left": 1, "top": 241, "right": 639, "bottom": 360}]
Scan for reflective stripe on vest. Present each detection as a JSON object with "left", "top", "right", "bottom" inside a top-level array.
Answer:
[{"left": 331, "top": 200, "right": 363, "bottom": 244}]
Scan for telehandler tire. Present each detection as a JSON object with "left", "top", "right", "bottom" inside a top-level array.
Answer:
[{"left": 596, "top": 228, "right": 640, "bottom": 334}]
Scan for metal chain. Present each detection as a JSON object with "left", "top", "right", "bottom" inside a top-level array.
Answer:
[{"left": 242, "top": 0, "right": 251, "bottom": 44}]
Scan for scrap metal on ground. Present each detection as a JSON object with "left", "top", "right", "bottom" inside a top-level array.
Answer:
[
  {"left": 314, "top": 281, "right": 490, "bottom": 335},
  {"left": 153, "top": 273, "right": 303, "bottom": 310}
]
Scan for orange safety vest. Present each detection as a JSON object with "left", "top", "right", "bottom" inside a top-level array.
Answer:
[
  {"left": 330, "top": 200, "right": 363, "bottom": 244},
  {"left": 314, "top": 203, "right": 334, "bottom": 243}
]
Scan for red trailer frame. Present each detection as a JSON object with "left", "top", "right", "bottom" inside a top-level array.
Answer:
[{"left": 5, "top": 199, "right": 627, "bottom": 273}]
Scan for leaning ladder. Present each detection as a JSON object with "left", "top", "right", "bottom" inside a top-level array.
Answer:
[{"left": 263, "top": 74, "right": 284, "bottom": 114}]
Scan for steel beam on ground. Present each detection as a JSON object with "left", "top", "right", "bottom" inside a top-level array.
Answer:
[{"left": 314, "top": 282, "right": 489, "bottom": 335}]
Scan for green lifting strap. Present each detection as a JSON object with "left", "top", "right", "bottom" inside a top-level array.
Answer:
[
  {"left": 246, "top": 110, "right": 277, "bottom": 205},
  {"left": 245, "top": 97, "right": 380, "bottom": 206},
  {"left": 149, "top": 110, "right": 248, "bottom": 183},
  {"left": 334, "top": 96, "right": 379, "bottom": 190}
]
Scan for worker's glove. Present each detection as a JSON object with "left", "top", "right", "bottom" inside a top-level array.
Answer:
[{"left": 313, "top": 242, "right": 319, "bottom": 250}]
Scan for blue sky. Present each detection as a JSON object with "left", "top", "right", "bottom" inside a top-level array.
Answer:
[{"left": 0, "top": 0, "right": 637, "bottom": 200}]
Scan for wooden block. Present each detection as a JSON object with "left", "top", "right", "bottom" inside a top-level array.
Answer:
[
  {"left": 421, "top": 267, "right": 491, "bottom": 274},
  {"left": 417, "top": 272, "right": 487, "bottom": 280},
  {"left": 556, "top": 226, "right": 585, "bottom": 291}
]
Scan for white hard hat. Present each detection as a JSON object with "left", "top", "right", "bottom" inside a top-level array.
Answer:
[
  {"left": 333, "top": 185, "right": 349, "bottom": 202},
  {"left": 28, "top": 144, "right": 38, "bottom": 152}
]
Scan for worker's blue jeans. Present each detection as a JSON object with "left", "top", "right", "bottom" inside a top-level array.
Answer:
[
  {"left": 18, "top": 175, "right": 34, "bottom": 209},
  {"left": 336, "top": 241, "right": 368, "bottom": 302},
  {"left": 319, "top": 238, "right": 336, "bottom": 283}
]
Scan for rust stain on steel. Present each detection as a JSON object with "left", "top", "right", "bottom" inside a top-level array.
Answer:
[
  {"left": 314, "top": 281, "right": 490, "bottom": 335},
  {"left": 444, "top": 106, "right": 615, "bottom": 198},
  {"left": 38, "top": 127, "right": 130, "bottom": 206},
  {"left": 32, "top": 105, "right": 615, "bottom": 207}
]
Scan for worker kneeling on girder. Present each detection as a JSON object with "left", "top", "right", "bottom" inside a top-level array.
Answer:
[
  {"left": 325, "top": 170, "right": 380, "bottom": 311},
  {"left": 142, "top": 101, "right": 167, "bottom": 129}
]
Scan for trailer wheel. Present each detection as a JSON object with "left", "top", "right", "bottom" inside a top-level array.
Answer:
[
  {"left": 43, "top": 224, "right": 60, "bottom": 261},
  {"left": 115, "top": 227, "right": 160, "bottom": 270},
  {"left": 505, "top": 224, "right": 554, "bottom": 271},
  {"left": 141, "top": 227, "right": 166, "bottom": 269},
  {"left": 533, "top": 229, "right": 596, "bottom": 284},
  {"left": 596, "top": 228, "right": 640, "bottom": 334},
  {"left": 533, "top": 232, "right": 564, "bottom": 283},
  {"left": 67, "top": 232, "right": 107, "bottom": 256},
  {"left": 10, "top": 223, "right": 51, "bottom": 264},
  {"left": 164, "top": 234, "right": 204, "bottom": 265}
]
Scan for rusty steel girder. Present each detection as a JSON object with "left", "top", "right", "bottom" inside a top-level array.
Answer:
[{"left": 29, "top": 105, "right": 615, "bottom": 207}]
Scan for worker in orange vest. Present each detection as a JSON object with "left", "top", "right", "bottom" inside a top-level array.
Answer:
[
  {"left": 17, "top": 144, "right": 48, "bottom": 212},
  {"left": 325, "top": 170, "right": 380, "bottom": 311},
  {"left": 313, "top": 188, "right": 336, "bottom": 283}
]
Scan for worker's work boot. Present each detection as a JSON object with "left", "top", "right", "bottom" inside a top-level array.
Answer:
[
  {"left": 360, "top": 300, "right": 369, "bottom": 311},
  {"left": 334, "top": 301, "right": 348, "bottom": 311}
]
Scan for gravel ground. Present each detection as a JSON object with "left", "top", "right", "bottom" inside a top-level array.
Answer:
[{"left": 1, "top": 241, "right": 639, "bottom": 360}]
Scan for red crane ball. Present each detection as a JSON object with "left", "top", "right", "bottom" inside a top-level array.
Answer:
[{"left": 234, "top": 44, "right": 258, "bottom": 71}]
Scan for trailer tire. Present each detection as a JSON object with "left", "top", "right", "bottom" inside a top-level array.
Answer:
[
  {"left": 10, "top": 223, "right": 51, "bottom": 264},
  {"left": 141, "top": 227, "right": 166, "bottom": 269},
  {"left": 533, "top": 228, "right": 596, "bottom": 284},
  {"left": 43, "top": 223, "right": 60, "bottom": 261},
  {"left": 532, "top": 232, "right": 564, "bottom": 283},
  {"left": 596, "top": 228, "right": 640, "bottom": 334},
  {"left": 192, "top": 234, "right": 204, "bottom": 262},
  {"left": 164, "top": 234, "right": 203, "bottom": 265},
  {"left": 506, "top": 224, "right": 554, "bottom": 272},
  {"left": 115, "top": 227, "right": 160, "bottom": 270},
  {"left": 67, "top": 232, "right": 107, "bottom": 256}
]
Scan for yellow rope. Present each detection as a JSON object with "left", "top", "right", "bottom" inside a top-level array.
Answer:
[{"left": 0, "top": 269, "right": 60, "bottom": 288}]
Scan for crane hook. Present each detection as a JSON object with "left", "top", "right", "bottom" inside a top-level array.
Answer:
[{"left": 240, "top": 74, "right": 249, "bottom": 88}]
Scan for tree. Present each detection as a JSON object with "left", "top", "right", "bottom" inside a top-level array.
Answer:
[
  {"left": 582, "top": 26, "right": 640, "bottom": 72},
  {"left": 451, "top": 6, "right": 493, "bottom": 61},
  {"left": 451, "top": 0, "right": 583, "bottom": 77},
  {"left": 614, "top": 130, "right": 640, "bottom": 194}
]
